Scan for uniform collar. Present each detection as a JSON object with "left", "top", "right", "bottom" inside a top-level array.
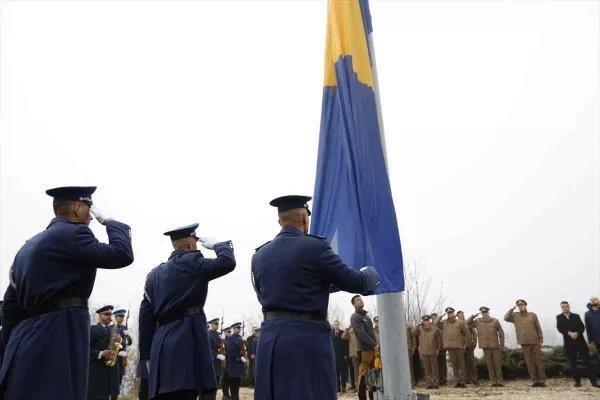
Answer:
[
  {"left": 169, "top": 249, "right": 202, "bottom": 259},
  {"left": 278, "top": 226, "right": 304, "bottom": 236},
  {"left": 47, "top": 217, "right": 82, "bottom": 228}
]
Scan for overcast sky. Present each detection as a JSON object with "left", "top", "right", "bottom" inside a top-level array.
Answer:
[{"left": 1, "top": 0, "right": 598, "bottom": 343}]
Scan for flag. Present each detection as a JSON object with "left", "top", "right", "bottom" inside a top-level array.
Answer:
[{"left": 310, "top": 0, "right": 404, "bottom": 294}]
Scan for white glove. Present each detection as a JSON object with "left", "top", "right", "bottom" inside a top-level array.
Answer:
[
  {"left": 240, "top": 357, "right": 247, "bottom": 363},
  {"left": 118, "top": 351, "right": 127, "bottom": 357},
  {"left": 90, "top": 205, "right": 111, "bottom": 225},
  {"left": 146, "top": 360, "right": 151, "bottom": 373},
  {"left": 198, "top": 237, "right": 218, "bottom": 250},
  {"left": 220, "top": 333, "right": 225, "bottom": 340},
  {"left": 123, "top": 330, "right": 129, "bottom": 336},
  {"left": 217, "top": 354, "right": 225, "bottom": 361}
]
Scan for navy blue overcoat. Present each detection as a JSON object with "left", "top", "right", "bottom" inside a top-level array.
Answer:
[{"left": 0, "top": 217, "right": 133, "bottom": 400}]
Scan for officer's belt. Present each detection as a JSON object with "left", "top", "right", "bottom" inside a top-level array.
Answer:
[
  {"left": 22, "top": 297, "right": 88, "bottom": 318},
  {"left": 264, "top": 310, "right": 327, "bottom": 322},
  {"left": 158, "top": 306, "right": 205, "bottom": 327}
]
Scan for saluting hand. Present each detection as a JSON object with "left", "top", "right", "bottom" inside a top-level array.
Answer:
[
  {"left": 198, "top": 237, "right": 218, "bottom": 250},
  {"left": 90, "top": 205, "right": 112, "bottom": 225}
]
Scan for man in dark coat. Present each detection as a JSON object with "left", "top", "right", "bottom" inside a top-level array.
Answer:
[
  {"left": 251, "top": 328, "right": 260, "bottom": 380},
  {"left": 245, "top": 327, "right": 257, "bottom": 388},
  {"left": 332, "top": 320, "right": 349, "bottom": 392},
  {"left": 207, "top": 318, "right": 225, "bottom": 393},
  {"left": 585, "top": 296, "right": 600, "bottom": 354},
  {"left": 113, "top": 308, "right": 133, "bottom": 387},
  {"left": 88, "top": 305, "right": 125, "bottom": 400},
  {"left": 139, "top": 223, "right": 236, "bottom": 400},
  {"left": 0, "top": 186, "right": 134, "bottom": 400},
  {"left": 221, "top": 326, "right": 232, "bottom": 400},
  {"left": 556, "top": 301, "right": 600, "bottom": 388},
  {"left": 225, "top": 322, "right": 247, "bottom": 400},
  {"left": 251, "top": 195, "right": 380, "bottom": 400}
]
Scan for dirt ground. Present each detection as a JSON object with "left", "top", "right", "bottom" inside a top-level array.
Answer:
[{"left": 236, "top": 377, "right": 600, "bottom": 399}]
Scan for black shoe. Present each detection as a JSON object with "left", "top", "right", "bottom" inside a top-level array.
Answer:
[
  {"left": 426, "top": 385, "right": 434, "bottom": 389},
  {"left": 454, "top": 383, "right": 461, "bottom": 388},
  {"left": 490, "top": 383, "right": 498, "bottom": 387},
  {"left": 538, "top": 382, "right": 547, "bottom": 387},
  {"left": 497, "top": 383, "right": 504, "bottom": 387},
  {"left": 433, "top": 385, "right": 440, "bottom": 389},
  {"left": 575, "top": 382, "right": 582, "bottom": 388},
  {"left": 591, "top": 382, "right": 600, "bottom": 388},
  {"left": 460, "top": 384, "right": 467, "bottom": 388},
  {"left": 531, "top": 383, "right": 538, "bottom": 387}
]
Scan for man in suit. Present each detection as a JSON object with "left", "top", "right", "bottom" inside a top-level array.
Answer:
[
  {"left": 0, "top": 186, "right": 134, "bottom": 400},
  {"left": 139, "top": 223, "right": 236, "bottom": 400},
  {"left": 88, "top": 305, "right": 125, "bottom": 400},
  {"left": 556, "top": 301, "right": 600, "bottom": 388},
  {"left": 251, "top": 195, "right": 380, "bottom": 400},
  {"left": 332, "top": 321, "right": 349, "bottom": 393}
]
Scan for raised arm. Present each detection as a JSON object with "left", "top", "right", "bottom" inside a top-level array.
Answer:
[
  {"left": 74, "top": 222, "right": 134, "bottom": 269},
  {"left": 504, "top": 307, "right": 515, "bottom": 323},
  {"left": 316, "top": 241, "right": 379, "bottom": 294},
  {"left": 197, "top": 241, "right": 236, "bottom": 281}
]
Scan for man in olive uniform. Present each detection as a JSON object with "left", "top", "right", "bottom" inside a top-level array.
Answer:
[
  {"left": 412, "top": 315, "right": 442, "bottom": 389},
  {"left": 435, "top": 307, "right": 469, "bottom": 388},
  {"left": 467, "top": 307, "right": 504, "bottom": 387},
  {"left": 457, "top": 311, "right": 478, "bottom": 385},
  {"left": 504, "top": 299, "right": 546, "bottom": 387},
  {"left": 430, "top": 313, "right": 447, "bottom": 385}
]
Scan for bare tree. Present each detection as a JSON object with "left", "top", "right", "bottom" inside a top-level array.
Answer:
[
  {"left": 328, "top": 298, "right": 348, "bottom": 327},
  {"left": 402, "top": 258, "right": 445, "bottom": 325}
]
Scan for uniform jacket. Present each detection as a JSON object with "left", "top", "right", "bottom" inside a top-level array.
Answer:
[
  {"left": 117, "top": 324, "right": 132, "bottom": 376},
  {"left": 0, "top": 218, "right": 133, "bottom": 400},
  {"left": 341, "top": 327, "right": 358, "bottom": 358},
  {"left": 466, "top": 315, "right": 504, "bottom": 349},
  {"left": 412, "top": 325, "right": 442, "bottom": 356},
  {"left": 584, "top": 303, "right": 600, "bottom": 344},
  {"left": 88, "top": 323, "right": 123, "bottom": 399},
  {"left": 225, "top": 333, "right": 246, "bottom": 379},
  {"left": 556, "top": 312, "right": 587, "bottom": 351},
  {"left": 504, "top": 309, "right": 543, "bottom": 345},
  {"left": 251, "top": 226, "right": 379, "bottom": 400},
  {"left": 138, "top": 241, "right": 235, "bottom": 398},
  {"left": 208, "top": 329, "right": 223, "bottom": 377},
  {"left": 246, "top": 335, "right": 256, "bottom": 358},
  {"left": 434, "top": 317, "right": 468, "bottom": 349},
  {"left": 351, "top": 310, "right": 378, "bottom": 352},
  {"left": 332, "top": 329, "right": 348, "bottom": 360},
  {"left": 465, "top": 324, "right": 478, "bottom": 349}
]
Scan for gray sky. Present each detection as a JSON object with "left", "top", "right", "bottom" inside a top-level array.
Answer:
[{"left": 1, "top": 0, "right": 598, "bottom": 342}]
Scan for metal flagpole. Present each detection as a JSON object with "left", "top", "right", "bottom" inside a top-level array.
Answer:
[{"left": 367, "top": 30, "right": 413, "bottom": 400}]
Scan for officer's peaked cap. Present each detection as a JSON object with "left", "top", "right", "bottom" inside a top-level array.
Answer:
[
  {"left": 479, "top": 306, "right": 490, "bottom": 312},
  {"left": 445, "top": 307, "right": 455, "bottom": 313},
  {"left": 208, "top": 318, "right": 220, "bottom": 325},
  {"left": 516, "top": 299, "right": 527, "bottom": 306},
  {"left": 270, "top": 195, "right": 312, "bottom": 216},
  {"left": 96, "top": 305, "right": 114, "bottom": 314},
  {"left": 422, "top": 315, "right": 431, "bottom": 321},
  {"left": 46, "top": 186, "right": 96, "bottom": 203},
  {"left": 164, "top": 223, "right": 200, "bottom": 241},
  {"left": 113, "top": 309, "right": 126, "bottom": 316},
  {"left": 230, "top": 322, "right": 242, "bottom": 329},
  {"left": 223, "top": 326, "right": 232, "bottom": 332}
]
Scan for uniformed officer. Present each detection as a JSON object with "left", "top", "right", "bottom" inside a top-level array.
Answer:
[
  {"left": 221, "top": 326, "right": 232, "bottom": 400},
  {"left": 251, "top": 327, "right": 260, "bottom": 380},
  {"left": 430, "top": 312, "right": 447, "bottom": 386},
  {"left": 113, "top": 308, "right": 133, "bottom": 387},
  {"left": 434, "top": 307, "right": 469, "bottom": 388},
  {"left": 138, "top": 223, "right": 236, "bottom": 400},
  {"left": 225, "top": 322, "right": 247, "bottom": 400},
  {"left": 207, "top": 318, "right": 225, "bottom": 389},
  {"left": 251, "top": 195, "right": 380, "bottom": 400},
  {"left": 88, "top": 305, "right": 124, "bottom": 400},
  {"left": 0, "top": 186, "right": 134, "bottom": 400},
  {"left": 457, "top": 310, "right": 479, "bottom": 385},
  {"left": 137, "top": 360, "right": 150, "bottom": 400}
]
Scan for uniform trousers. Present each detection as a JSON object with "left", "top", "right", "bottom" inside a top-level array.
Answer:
[
  {"left": 465, "top": 347, "right": 479, "bottom": 383},
  {"left": 351, "top": 356, "right": 360, "bottom": 389},
  {"left": 566, "top": 340, "right": 597, "bottom": 384},
  {"left": 348, "top": 356, "right": 357, "bottom": 388},
  {"left": 138, "top": 378, "right": 149, "bottom": 400},
  {"left": 221, "top": 373, "right": 230, "bottom": 398},
  {"left": 229, "top": 377, "right": 241, "bottom": 400},
  {"left": 336, "top": 357, "right": 349, "bottom": 391},
  {"left": 420, "top": 354, "right": 439, "bottom": 387},
  {"left": 521, "top": 344, "right": 546, "bottom": 384},
  {"left": 437, "top": 349, "right": 447, "bottom": 384},
  {"left": 358, "top": 349, "right": 375, "bottom": 400},
  {"left": 408, "top": 350, "right": 415, "bottom": 385},
  {"left": 248, "top": 359, "right": 255, "bottom": 387},
  {"left": 154, "top": 389, "right": 198, "bottom": 400},
  {"left": 482, "top": 348, "right": 503, "bottom": 384},
  {"left": 448, "top": 349, "right": 466, "bottom": 385}
]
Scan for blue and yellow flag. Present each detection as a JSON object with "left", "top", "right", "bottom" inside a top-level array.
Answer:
[{"left": 310, "top": 0, "right": 405, "bottom": 294}]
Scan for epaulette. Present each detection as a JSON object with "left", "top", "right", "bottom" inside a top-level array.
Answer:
[
  {"left": 255, "top": 241, "right": 271, "bottom": 252},
  {"left": 306, "top": 234, "right": 327, "bottom": 240}
]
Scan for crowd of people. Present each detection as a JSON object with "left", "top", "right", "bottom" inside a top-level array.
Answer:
[
  {"left": 329, "top": 296, "right": 600, "bottom": 398},
  {"left": 0, "top": 186, "right": 598, "bottom": 400}
]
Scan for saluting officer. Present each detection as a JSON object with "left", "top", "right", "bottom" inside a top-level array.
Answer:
[
  {"left": 434, "top": 307, "right": 469, "bottom": 388},
  {"left": 0, "top": 186, "right": 134, "bottom": 400},
  {"left": 113, "top": 308, "right": 132, "bottom": 387},
  {"left": 225, "top": 322, "right": 247, "bottom": 400},
  {"left": 467, "top": 307, "right": 505, "bottom": 387},
  {"left": 88, "top": 305, "right": 124, "bottom": 400},
  {"left": 251, "top": 195, "right": 380, "bottom": 400},
  {"left": 207, "top": 318, "right": 225, "bottom": 384},
  {"left": 139, "top": 223, "right": 236, "bottom": 400}
]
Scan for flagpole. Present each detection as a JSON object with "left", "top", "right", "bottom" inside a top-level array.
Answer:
[{"left": 367, "top": 32, "right": 413, "bottom": 400}]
